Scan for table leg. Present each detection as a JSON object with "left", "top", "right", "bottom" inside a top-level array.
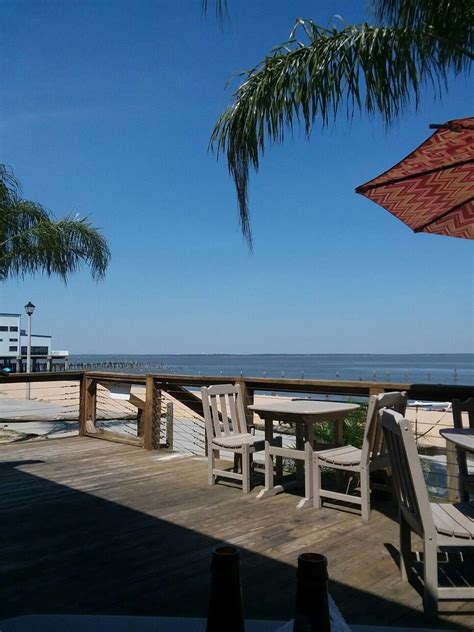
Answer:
[
  {"left": 297, "top": 422, "right": 314, "bottom": 510},
  {"left": 295, "top": 422, "right": 304, "bottom": 481},
  {"left": 333, "top": 415, "right": 347, "bottom": 490},
  {"left": 446, "top": 440, "right": 461, "bottom": 503},
  {"left": 256, "top": 416, "right": 284, "bottom": 500},
  {"left": 335, "top": 415, "right": 344, "bottom": 446}
]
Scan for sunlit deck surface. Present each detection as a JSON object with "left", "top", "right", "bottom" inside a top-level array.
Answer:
[{"left": 1, "top": 437, "right": 473, "bottom": 630}]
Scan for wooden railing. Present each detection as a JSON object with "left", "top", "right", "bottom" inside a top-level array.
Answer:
[
  {"left": 0, "top": 370, "right": 84, "bottom": 383},
  {"left": 1, "top": 370, "right": 472, "bottom": 502},
  {"left": 1, "top": 369, "right": 472, "bottom": 448},
  {"left": 79, "top": 373, "right": 172, "bottom": 450}
]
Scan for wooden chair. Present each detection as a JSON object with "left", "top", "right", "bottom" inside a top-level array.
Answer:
[
  {"left": 202, "top": 384, "right": 277, "bottom": 494},
  {"left": 381, "top": 409, "right": 474, "bottom": 614},
  {"left": 313, "top": 391, "right": 407, "bottom": 520},
  {"left": 451, "top": 398, "right": 474, "bottom": 501}
]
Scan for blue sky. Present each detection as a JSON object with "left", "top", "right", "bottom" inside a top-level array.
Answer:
[{"left": 1, "top": 0, "right": 472, "bottom": 354}]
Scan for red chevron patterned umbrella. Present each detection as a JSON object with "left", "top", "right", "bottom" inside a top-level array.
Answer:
[{"left": 356, "top": 117, "right": 474, "bottom": 239}]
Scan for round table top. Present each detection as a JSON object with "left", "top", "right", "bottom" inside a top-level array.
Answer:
[
  {"left": 248, "top": 399, "right": 359, "bottom": 417},
  {"left": 439, "top": 428, "right": 474, "bottom": 452}
]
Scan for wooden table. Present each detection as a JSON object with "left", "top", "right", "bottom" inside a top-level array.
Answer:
[
  {"left": 440, "top": 428, "right": 474, "bottom": 452},
  {"left": 248, "top": 400, "right": 360, "bottom": 509},
  {"left": 0, "top": 615, "right": 444, "bottom": 632},
  {"left": 439, "top": 428, "right": 474, "bottom": 501},
  {"left": 0, "top": 597, "right": 350, "bottom": 631},
  {"left": 0, "top": 615, "right": 282, "bottom": 631}
]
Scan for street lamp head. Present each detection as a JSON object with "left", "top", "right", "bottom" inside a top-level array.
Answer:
[{"left": 24, "top": 301, "right": 36, "bottom": 316}]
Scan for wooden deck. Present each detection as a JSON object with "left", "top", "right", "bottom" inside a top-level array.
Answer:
[{"left": 1, "top": 437, "right": 473, "bottom": 630}]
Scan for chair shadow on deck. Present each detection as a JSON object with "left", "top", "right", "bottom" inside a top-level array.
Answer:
[
  {"left": 0, "top": 458, "right": 471, "bottom": 630},
  {"left": 384, "top": 544, "right": 474, "bottom": 616}
]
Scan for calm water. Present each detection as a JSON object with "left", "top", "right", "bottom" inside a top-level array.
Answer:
[{"left": 70, "top": 354, "right": 474, "bottom": 385}]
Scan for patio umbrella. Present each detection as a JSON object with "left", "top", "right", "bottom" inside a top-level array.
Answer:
[{"left": 356, "top": 117, "right": 474, "bottom": 239}]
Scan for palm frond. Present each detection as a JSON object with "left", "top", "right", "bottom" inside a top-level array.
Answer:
[
  {"left": 373, "top": 0, "right": 474, "bottom": 62},
  {"left": 0, "top": 165, "right": 111, "bottom": 282},
  {"left": 211, "top": 17, "right": 473, "bottom": 245},
  {"left": 202, "top": 0, "right": 228, "bottom": 26},
  {"left": 0, "top": 165, "right": 21, "bottom": 203}
]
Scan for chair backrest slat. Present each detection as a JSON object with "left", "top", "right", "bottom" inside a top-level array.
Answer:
[
  {"left": 201, "top": 384, "right": 248, "bottom": 443},
  {"left": 381, "top": 410, "right": 435, "bottom": 537},
  {"left": 210, "top": 392, "right": 222, "bottom": 437},
  {"left": 227, "top": 392, "right": 241, "bottom": 434},
  {"left": 452, "top": 398, "right": 474, "bottom": 430},
  {"left": 361, "top": 391, "right": 407, "bottom": 464},
  {"left": 219, "top": 394, "right": 231, "bottom": 435},
  {"left": 235, "top": 390, "right": 249, "bottom": 434}
]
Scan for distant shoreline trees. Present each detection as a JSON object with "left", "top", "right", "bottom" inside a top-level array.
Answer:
[
  {"left": 205, "top": 0, "right": 473, "bottom": 246},
  {"left": 0, "top": 164, "right": 110, "bottom": 282}
]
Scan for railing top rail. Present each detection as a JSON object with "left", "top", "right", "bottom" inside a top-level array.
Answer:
[
  {"left": 85, "top": 371, "right": 474, "bottom": 401},
  {"left": 0, "top": 371, "right": 84, "bottom": 384},
  {"left": 0, "top": 369, "right": 472, "bottom": 401},
  {"left": 86, "top": 371, "right": 147, "bottom": 385}
]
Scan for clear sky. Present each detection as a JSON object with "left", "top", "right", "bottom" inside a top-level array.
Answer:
[{"left": 1, "top": 0, "right": 473, "bottom": 354}]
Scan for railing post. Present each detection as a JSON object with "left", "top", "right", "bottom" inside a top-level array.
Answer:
[
  {"left": 79, "top": 375, "right": 97, "bottom": 436},
  {"left": 144, "top": 376, "right": 161, "bottom": 450},
  {"left": 446, "top": 442, "right": 461, "bottom": 503},
  {"left": 369, "top": 386, "right": 385, "bottom": 396},
  {"left": 153, "top": 384, "right": 162, "bottom": 449},
  {"left": 79, "top": 374, "right": 87, "bottom": 436},
  {"left": 237, "top": 379, "right": 254, "bottom": 429},
  {"left": 137, "top": 407, "right": 144, "bottom": 437},
  {"left": 143, "top": 376, "right": 154, "bottom": 449},
  {"left": 89, "top": 380, "right": 97, "bottom": 431},
  {"left": 166, "top": 402, "right": 174, "bottom": 450}
]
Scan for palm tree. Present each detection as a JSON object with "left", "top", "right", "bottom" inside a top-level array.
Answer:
[
  {"left": 0, "top": 165, "right": 110, "bottom": 281},
  {"left": 207, "top": 0, "right": 473, "bottom": 246}
]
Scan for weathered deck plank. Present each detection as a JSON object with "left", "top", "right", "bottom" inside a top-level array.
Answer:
[{"left": 0, "top": 436, "right": 473, "bottom": 629}]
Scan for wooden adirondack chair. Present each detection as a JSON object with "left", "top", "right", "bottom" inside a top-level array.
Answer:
[
  {"left": 313, "top": 391, "right": 407, "bottom": 520},
  {"left": 381, "top": 409, "right": 474, "bottom": 614},
  {"left": 202, "top": 384, "right": 277, "bottom": 493},
  {"left": 451, "top": 398, "right": 474, "bottom": 501}
]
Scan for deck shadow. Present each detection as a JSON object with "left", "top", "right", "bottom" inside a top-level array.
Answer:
[
  {"left": 0, "top": 457, "right": 469, "bottom": 630},
  {"left": 384, "top": 543, "right": 474, "bottom": 616}
]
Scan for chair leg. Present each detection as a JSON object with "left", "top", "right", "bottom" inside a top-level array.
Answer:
[
  {"left": 242, "top": 444, "right": 250, "bottom": 494},
  {"left": 423, "top": 539, "right": 439, "bottom": 616},
  {"left": 360, "top": 467, "right": 370, "bottom": 521},
  {"left": 457, "top": 446, "right": 470, "bottom": 502},
  {"left": 234, "top": 453, "right": 241, "bottom": 473},
  {"left": 208, "top": 447, "right": 216, "bottom": 486},
  {"left": 388, "top": 470, "right": 399, "bottom": 509},
  {"left": 399, "top": 513, "right": 412, "bottom": 582},
  {"left": 313, "top": 459, "right": 322, "bottom": 509},
  {"left": 274, "top": 436, "right": 283, "bottom": 482}
]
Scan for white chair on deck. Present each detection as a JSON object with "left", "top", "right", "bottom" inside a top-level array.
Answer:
[
  {"left": 201, "top": 384, "right": 268, "bottom": 494},
  {"left": 381, "top": 409, "right": 474, "bottom": 614},
  {"left": 313, "top": 391, "right": 407, "bottom": 520},
  {"left": 452, "top": 398, "right": 474, "bottom": 501}
]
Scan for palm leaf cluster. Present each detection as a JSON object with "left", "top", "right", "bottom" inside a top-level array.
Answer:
[
  {"left": 0, "top": 165, "right": 110, "bottom": 281},
  {"left": 208, "top": 0, "right": 473, "bottom": 246}
]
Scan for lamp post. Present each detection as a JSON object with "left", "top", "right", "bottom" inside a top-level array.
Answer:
[{"left": 24, "top": 301, "right": 35, "bottom": 400}]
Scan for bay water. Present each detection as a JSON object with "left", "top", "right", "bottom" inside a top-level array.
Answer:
[{"left": 70, "top": 353, "right": 473, "bottom": 385}]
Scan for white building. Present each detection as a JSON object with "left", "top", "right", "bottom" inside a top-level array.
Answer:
[{"left": 0, "top": 312, "right": 68, "bottom": 372}]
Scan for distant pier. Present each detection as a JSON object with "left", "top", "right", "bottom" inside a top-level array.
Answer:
[{"left": 68, "top": 361, "right": 163, "bottom": 372}]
